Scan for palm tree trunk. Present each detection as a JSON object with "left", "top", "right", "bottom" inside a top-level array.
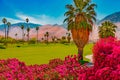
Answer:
[
  {"left": 22, "top": 30, "right": 24, "bottom": 40},
  {"left": 28, "top": 32, "right": 29, "bottom": 41},
  {"left": 7, "top": 31, "right": 8, "bottom": 39},
  {"left": 4, "top": 23, "right": 6, "bottom": 40},
  {"left": 78, "top": 48, "right": 83, "bottom": 60},
  {"left": 47, "top": 37, "right": 48, "bottom": 44},
  {"left": 37, "top": 31, "right": 38, "bottom": 43},
  {"left": 7, "top": 27, "right": 9, "bottom": 39},
  {"left": 71, "top": 28, "right": 89, "bottom": 61}
]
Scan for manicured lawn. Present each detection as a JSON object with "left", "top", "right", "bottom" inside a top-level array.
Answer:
[{"left": 0, "top": 43, "right": 93, "bottom": 65}]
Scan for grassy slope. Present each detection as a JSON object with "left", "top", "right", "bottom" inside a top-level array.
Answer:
[{"left": 0, "top": 43, "right": 93, "bottom": 65}]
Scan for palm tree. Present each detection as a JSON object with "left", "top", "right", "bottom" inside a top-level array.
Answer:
[
  {"left": 26, "top": 18, "right": 29, "bottom": 41},
  {"left": 64, "top": 0, "right": 96, "bottom": 60},
  {"left": 15, "top": 33, "right": 18, "bottom": 40},
  {"left": 44, "top": 34, "right": 47, "bottom": 42},
  {"left": 21, "top": 25, "right": 24, "bottom": 40},
  {"left": 36, "top": 27, "right": 39, "bottom": 43},
  {"left": 27, "top": 27, "right": 30, "bottom": 41},
  {"left": 2, "top": 18, "right": 7, "bottom": 39},
  {"left": 7, "top": 22, "right": 11, "bottom": 39},
  {"left": 61, "top": 36, "right": 66, "bottom": 41},
  {"left": 66, "top": 33, "right": 71, "bottom": 43},
  {"left": 46, "top": 32, "right": 49, "bottom": 43},
  {"left": 52, "top": 36, "right": 56, "bottom": 43},
  {"left": 99, "top": 21, "right": 117, "bottom": 38},
  {"left": 26, "top": 18, "right": 29, "bottom": 27}
]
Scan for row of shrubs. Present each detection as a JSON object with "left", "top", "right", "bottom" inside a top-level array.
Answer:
[
  {"left": 0, "top": 37, "right": 120, "bottom": 79},
  {"left": 0, "top": 37, "right": 71, "bottom": 44}
]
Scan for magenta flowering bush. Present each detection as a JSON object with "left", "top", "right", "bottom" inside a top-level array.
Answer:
[
  {"left": 93, "top": 37, "right": 120, "bottom": 69},
  {"left": 0, "top": 37, "right": 120, "bottom": 79}
]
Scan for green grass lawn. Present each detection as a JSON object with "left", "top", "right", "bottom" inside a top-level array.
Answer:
[{"left": 0, "top": 43, "right": 93, "bottom": 65}]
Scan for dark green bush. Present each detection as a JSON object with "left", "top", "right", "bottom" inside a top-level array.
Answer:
[{"left": 0, "top": 45, "right": 6, "bottom": 49}]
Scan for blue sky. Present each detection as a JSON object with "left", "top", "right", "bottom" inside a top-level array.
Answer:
[{"left": 0, "top": 0, "right": 120, "bottom": 25}]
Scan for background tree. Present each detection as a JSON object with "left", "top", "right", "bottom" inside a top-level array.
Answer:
[
  {"left": 7, "top": 22, "right": 11, "bottom": 39},
  {"left": 2, "top": 18, "right": 7, "bottom": 39},
  {"left": 66, "top": 33, "right": 71, "bottom": 43},
  {"left": 52, "top": 36, "right": 56, "bottom": 43},
  {"left": 45, "top": 32, "right": 49, "bottom": 43},
  {"left": 21, "top": 25, "right": 24, "bottom": 40},
  {"left": 26, "top": 18, "right": 29, "bottom": 41},
  {"left": 26, "top": 18, "right": 29, "bottom": 28},
  {"left": 61, "top": 36, "right": 66, "bottom": 41},
  {"left": 64, "top": 0, "right": 96, "bottom": 60},
  {"left": 36, "top": 27, "right": 39, "bottom": 43},
  {"left": 44, "top": 34, "right": 47, "bottom": 42},
  {"left": 99, "top": 21, "right": 117, "bottom": 38},
  {"left": 27, "top": 27, "right": 30, "bottom": 41},
  {"left": 15, "top": 33, "right": 18, "bottom": 40}
]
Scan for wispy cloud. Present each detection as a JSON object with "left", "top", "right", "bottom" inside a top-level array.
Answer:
[
  {"left": 0, "top": 13, "right": 64, "bottom": 25},
  {"left": 16, "top": 13, "right": 64, "bottom": 25},
  {"left": 0, "top": 17, "right": 22, "bottom": 24}
]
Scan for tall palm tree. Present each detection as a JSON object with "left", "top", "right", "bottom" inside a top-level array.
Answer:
[
  {"left": 66, "top": 33, "right": 71, "bottom": 43},
  {"left": 7, "top": 22, "right": 11, "bottom": 39},
  {"left": 99, "top": 21, "right": 117, "bottom": 38},
  {"left": 27, "top": 27, "right": 30, "bottom": 41},
  {"left": 15, "top": 33, "right": 18, "bottom": 40},
  {"left": 36, "top": 27, "right": 39, "bottom": 43},
  {"left": 21, "top": 25, "right": 24, "bottom": 40},
  {"left": 26, "top": 18, "right": 29, "bottom": 41},
  {"left": 64, "top": 0, "right": 96, "bottom": 60},
  {"left": 2, "top": 18, "right": 7, "bottom": 39},
  {"left": 26, "top": 18, "right": 29, "bottom": 26},
  {"left": 52, "top": 36, "right": 56, "bottom": 43},
  {"left": 46, "top": 31, "right": 49, "bottom": 43}
]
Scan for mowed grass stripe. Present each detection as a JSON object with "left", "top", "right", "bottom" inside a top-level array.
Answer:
[{"left": 0, "top": 43, "right": 93, "bottom": 65}]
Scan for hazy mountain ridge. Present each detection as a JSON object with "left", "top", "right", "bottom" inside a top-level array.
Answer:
[
  {"left": 0, "top": 24, "right": 68, "bottom": 40},
  {"left": 0, "top": 22, "right": 67, "bottom": 30},
  {"left": 0, "top": 23, "right": 42, "bottom": 30},
  {"left": 0, "top": 11, "right": 120, "bottom": 41},
  {"left": 99, "top": 12, "right": 120, "bottom": 24}
]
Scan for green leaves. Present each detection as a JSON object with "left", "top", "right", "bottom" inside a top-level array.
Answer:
[
  {"left": 64, "top": 0, "right": 96, "bottom": 31},
  {"left": 99, "top": 21, "right": 117, "bottom": 38},
  {"left": 2, "top": 18, "right": 7, "bottom": 24}
]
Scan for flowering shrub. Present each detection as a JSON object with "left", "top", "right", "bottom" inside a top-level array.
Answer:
[
  {"left": 93, "top": 37, "right": 120, "bottom": 69},
  {"left": 0, "top": 37, "right": 120, "bottom": 79}
]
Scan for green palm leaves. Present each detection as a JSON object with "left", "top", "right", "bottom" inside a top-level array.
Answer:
[
  {"left": 64, "top": 0, "right": 96, "bottom": 30},
  {"left": 99, "top": 21, "right": 117, "bottom": 38}
]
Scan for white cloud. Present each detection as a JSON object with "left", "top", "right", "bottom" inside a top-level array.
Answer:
[
  {"left": 0, "top": 17, "right": 22, "bottom": 24},
  {"left": 0, "top": 13, "right": 64, "bottom": 25},
  {"left": 16, "top": 13, "right": 64, "bottom": 25}
]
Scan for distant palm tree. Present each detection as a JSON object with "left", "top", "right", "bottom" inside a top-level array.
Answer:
[
  {"left": 21, "top": 25, "right": 24, "bottom": 40},
  {"left": 2, "top": 18, "right": 7, "bottom": 39},
  {"left": 66, "top": 33, "right": 71, "bottom": 43},
  {"left": 7, "top": 22, "right": 11, "bottom": 39},
  {"left": 36, "top": 27, "right": 39, "bottom": 43},
  {"left": 26, "top": 18, "right": 29, "bottom": 41},
  {"left": 15, "top": 33, "right": 18, "bottom": 40},
  {"left": 26, "top": 18, "right": 29, "bottom": 27},
  {"left": 44, "top": 34, "right": 47, "bottom": 42},
  {"left": 41, "top": 37, "right": 44, "bottom": 42},
  {"left": 99, "top": 21, "right": 117, "bottom": 38},
  {"left": 52, "top": 36, "right": 56, "bottom": 43},
  {"left": 64, "top": 0, "right": 96, "bottom": 60},
  {"left": 46, "top": 32, "right": 49, "bottom": 43},
  {"left": 27, "top": 27, "right": 30, "bottom": 41}
]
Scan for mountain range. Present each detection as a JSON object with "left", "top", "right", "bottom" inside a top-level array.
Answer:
[
  {"left": 1, "top": 11, "right": 120, "bottom": 30},
  {"left": 0, "top": 11, "right": 120, "bottom": 41},
  {"left": 98, "top": 12, "right": 120, "bottom": 24},
  {"left": 0, "top": 23, "right": 41, "bottom": 30},
  {"left": 0, "top": 23, "right": 67, "bottom": 30}
]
